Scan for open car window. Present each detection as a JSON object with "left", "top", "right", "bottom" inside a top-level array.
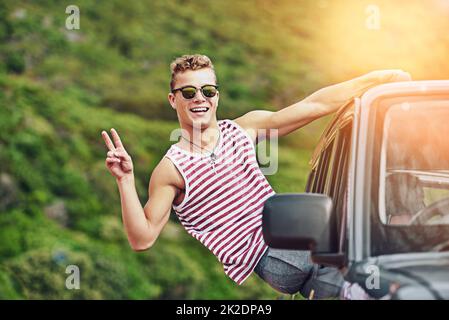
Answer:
[{"left": 306, "top": 120, "right": 353, "bottom": 251}]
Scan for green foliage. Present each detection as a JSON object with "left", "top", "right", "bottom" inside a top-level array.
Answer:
[
  {"left": 4, "top": 50, "right": 25, "bottom": 74},
  {"left": 3, "top": 248, "right": 160, "bottom": 299}
]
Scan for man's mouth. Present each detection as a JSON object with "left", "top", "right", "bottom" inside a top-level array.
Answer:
[{"left": 190, "top": 107, "right": 210, "bottom": 114}]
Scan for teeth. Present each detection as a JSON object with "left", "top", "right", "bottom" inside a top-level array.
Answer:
[{"left": 191, "top": 107, "right": 208, "bottom": 112}]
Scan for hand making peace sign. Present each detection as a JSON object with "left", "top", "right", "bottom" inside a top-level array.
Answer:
[{"left": 101, "top": 128, "right": 134, "bottom": 182}]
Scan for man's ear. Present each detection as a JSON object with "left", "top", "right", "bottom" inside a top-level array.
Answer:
[{"left": 168, "top": 93, "right": 176, "bottom": 110}]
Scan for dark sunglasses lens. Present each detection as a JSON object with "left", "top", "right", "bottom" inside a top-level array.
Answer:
[
  {"left": 202, "top": 86, "right": 217, "bottom": 98},
  {"left": 181, "top": 87, "right": 197, "bottom": 99}
]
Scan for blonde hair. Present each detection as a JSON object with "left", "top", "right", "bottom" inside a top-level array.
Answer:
[{"left": 170, "top": 54, "right": 216, "bottom": 90}]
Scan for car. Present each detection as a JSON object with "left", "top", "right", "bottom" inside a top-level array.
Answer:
[{"left": 262, "top": 80, "right": 449, "bottom": 299}]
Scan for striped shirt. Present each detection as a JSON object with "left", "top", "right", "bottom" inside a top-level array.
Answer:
[{"left": 164, "top": 119, "right": 275, "bottom": 285}]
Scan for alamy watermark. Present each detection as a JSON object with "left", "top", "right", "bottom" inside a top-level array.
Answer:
[
  {"left": 365, "top": 264, "right": 380, "bottom": 290},
  {"left": 65, "top": 264, "right": 80, "bottom": 290},
  {"left": 65, "top": 5, "right": 80, "bottom": 30},
  {"left": 365, "top": 4, "right": 381, "bottom": 30}
]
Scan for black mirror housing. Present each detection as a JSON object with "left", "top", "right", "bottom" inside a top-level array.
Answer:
[{"left": 262, "top": 193, "right": 338, "bottom": 253}]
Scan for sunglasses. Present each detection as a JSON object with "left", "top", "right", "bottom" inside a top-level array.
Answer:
[{"left": 172, "top": 84, "right": 219, "bottom": 100}]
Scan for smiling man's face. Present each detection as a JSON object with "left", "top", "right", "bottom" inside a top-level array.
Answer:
[{"left": 168, "top": 68, "right": 219, "bottom": 130}]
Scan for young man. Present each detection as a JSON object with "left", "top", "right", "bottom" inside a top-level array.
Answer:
[{"left": 102, "top": 54, "right": 411, "bottom": 299}]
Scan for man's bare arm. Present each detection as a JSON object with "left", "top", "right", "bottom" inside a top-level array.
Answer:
[
  {"left": 117, "top": 159, "right": 177, "bottom": 251},
  {"left": 102, "top": 129, "right": 178, "bottom": 252},
  {"left": 235, "top": 69, "right": 411, "bottom": 141}
]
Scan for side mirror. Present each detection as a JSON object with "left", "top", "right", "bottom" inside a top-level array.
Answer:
[{"left": 262, "top": 193, "right": 338, "bottom": 253}]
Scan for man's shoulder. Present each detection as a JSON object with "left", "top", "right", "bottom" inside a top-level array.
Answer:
[
  {"left": 151, "top": 156, "right": 184, "bottom": 189},
  {"left": 229, "top": 116, "right": 258, "bottom": 144}
]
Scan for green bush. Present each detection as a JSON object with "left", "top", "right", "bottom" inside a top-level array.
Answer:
[
  {"left": 5, "top": 51, "right": 25, "bottom": 74},
  {"left": 2, "top": 248, "right": 159, "bottom": 299}
]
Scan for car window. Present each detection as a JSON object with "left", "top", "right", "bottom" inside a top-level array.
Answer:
[
  {"left": 333, "top": 124, "right": 352, "bottom": 242},
  {"left": 305, "top": 169, "right": 315, "bottom": 192},
  {"left": 379, "top": 101, "right": 449, "bottom": 226},
  {"left": 311, "top": 140, "right": 334, "bottom": 193},
  {"left": 327, "top": 124, "right": 352, "bottom": 247},
  {"left": 307, "top": 120, "right": 353, "bottom": 250},
  {"left": 371, "top": 97, "right": 449, "bottom": 255}
]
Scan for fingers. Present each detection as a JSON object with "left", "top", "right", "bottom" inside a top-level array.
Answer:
[
  {"left": 110, "top": 128, "right": 124, "bottom": 149},
  {"left": 102, "top": 130, "right": 116, "bottom": 151},
  {"left": 393, "top": 70, "right": 412, "bottom": 82},
  {"left": 385, "top": 70, "right": 411, "bottom": 82},
  {"left": 107, "top": 150, "right": 129, "bottom": 160},
  {"left": 372, "top": 69, "right": 412, "bottom": 83},
  {"left": 113, "top": 150, "right": 129, "bottom": 160},
  {"left": 101, "top": 128, "right": 125, "bottom": 151},
  {"left": 106, "top": 157, "right": 120, "bottom": 164}
]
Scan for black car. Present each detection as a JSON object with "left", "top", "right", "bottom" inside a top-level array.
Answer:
[{"left": 262, "top": 80, "right": 449, "bottom": 299}]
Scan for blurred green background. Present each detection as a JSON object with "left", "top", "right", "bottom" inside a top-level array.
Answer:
[{"left": 0, "top": 0, "right": 448, "bottom": 299}]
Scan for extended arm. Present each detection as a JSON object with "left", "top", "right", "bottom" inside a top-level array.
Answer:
[
  {"left": 235, "top": 69, "right": 411, "bottom": 141},
  {"left": 102, "top": 129, "right": 178, "bottom": 251}
]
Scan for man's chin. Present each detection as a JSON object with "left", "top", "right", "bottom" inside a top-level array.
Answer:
[{"left": 179, "top": 113, "right": 216, "bottom": 130}]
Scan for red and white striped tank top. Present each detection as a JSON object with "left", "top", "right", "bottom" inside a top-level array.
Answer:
[{"left": 164, "top": 119, "right": 275, "bottom": 285}]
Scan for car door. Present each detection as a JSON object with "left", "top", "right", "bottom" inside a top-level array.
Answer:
[{"left": 306, "top": 113, "right": 354, "bottom": 262}]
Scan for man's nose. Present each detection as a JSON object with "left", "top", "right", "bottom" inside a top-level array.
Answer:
[{"left": 192, "top": 89, "right": 205, "bottom": 102}]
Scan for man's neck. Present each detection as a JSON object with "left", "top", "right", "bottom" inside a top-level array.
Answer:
[{"left": 179, "top": 120, "right": 220, "bottom": 152}]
